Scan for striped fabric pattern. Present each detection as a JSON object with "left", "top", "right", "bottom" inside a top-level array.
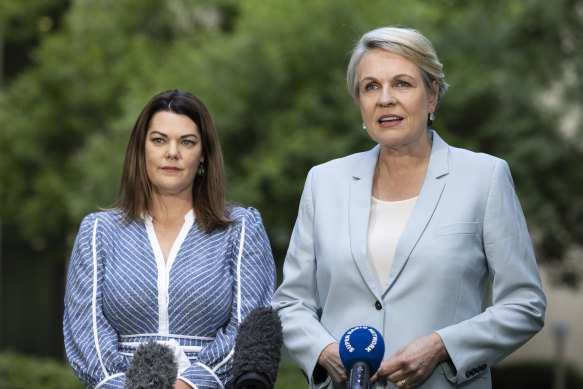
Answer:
[{"left": 63, "top": 207, "right": 276, "bottom": 389}]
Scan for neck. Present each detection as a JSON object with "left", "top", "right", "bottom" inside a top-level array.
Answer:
[
  {"left": 372, "top": 131, "right": 432, "bottom": 201},
  {"left": 377, "top": 131, "right": 432, "bottom": 175},
  {"left": 149, "top": 191, "right": 193, "bottom": 225}
]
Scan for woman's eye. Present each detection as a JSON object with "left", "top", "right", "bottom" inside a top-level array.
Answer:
[
  {"left": 364, "top": 83, "right": 378, "bottom": 91},
  {"left": 397, "top": 81, "right": 411, "bottom": 87},
  {"left": 182, "top": 139, "right": 195, "bottom": 146},
  {"left": 152, "top": 137, "right": 165, "bottom": 144}
]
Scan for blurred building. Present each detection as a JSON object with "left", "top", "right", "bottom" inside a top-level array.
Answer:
[{"left": 500, "top": 266, "right": 583, "bottom": 372}]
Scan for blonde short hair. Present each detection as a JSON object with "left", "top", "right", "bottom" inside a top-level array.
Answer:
[{"left": 347, "top": 26, "right": 449, "bottom": 105}]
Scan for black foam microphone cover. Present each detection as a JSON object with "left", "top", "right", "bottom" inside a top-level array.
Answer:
[
  {"left": 125, "top": 340, "right": 178, "bottom": 389},
  {"left": 232, "top": 307, "right": 283, "bottom": 389}
]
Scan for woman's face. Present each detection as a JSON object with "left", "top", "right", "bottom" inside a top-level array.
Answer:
[
  {"left": 357, "top": 49, "right": 438, "bottom": 151},
  {"left": 145, "top": 111, "right": 203, "bottom": 199}
]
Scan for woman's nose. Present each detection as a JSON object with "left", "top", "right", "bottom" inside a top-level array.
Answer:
[
  {"left": 378, "top": 88, "right": 396, "bottom": 106},
  {"left": 166, "top": 142, "right": 179, "bottom": 159}
]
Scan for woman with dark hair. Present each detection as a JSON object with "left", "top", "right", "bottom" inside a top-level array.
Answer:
[{"left": 64, "top": 90, "right": 276, "bottom": 389}]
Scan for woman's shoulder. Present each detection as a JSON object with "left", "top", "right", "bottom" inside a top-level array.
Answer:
[
  {"left": 81, "top": 209, "right": 124, "bottom": 223},
  {"left": 77, "top": 209, "right": 128, "bottom": 232},
  {"left": 302, "top": 146, "right": 379, "bottom": 187},
  {"left": 442, "top": 143, "right": 513, "bottom": 185},
  {"left": 313, "top": 146, "right": 377, "bottom": 172},
  {"left": 223, "top": 206, "right": 269, "bottom": 242},
  {"left": 433, "top": 130, "right": 504, "bottom": 169},
  {"left": 449, "top": 144, "right": 506, "bottom": 171},
  {"left": 227, "top": 206, "right": 265, "bottom": 227}
]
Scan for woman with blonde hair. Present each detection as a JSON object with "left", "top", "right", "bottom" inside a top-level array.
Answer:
[{"left": 273, "top": 27, "right": 545, "bottom": 389}]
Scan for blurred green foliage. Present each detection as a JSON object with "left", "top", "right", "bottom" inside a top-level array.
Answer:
[
  {"left": 0, "top": 350, "right": 83, "bottom": 389},
  {"left": 275, "top": 357, "right": 307, "bottom": 389},
  {"left": 0, "top": 349, "right": 305, "bottom": 388},
  {"left": 0, "top": 0, "right": 582, "bottom": 361},
  {"left": 0, "top": 350, "right": 306, "bottom": 388},
  {"left": 1, "top": 0, "right": 582, "bottom": 278}
]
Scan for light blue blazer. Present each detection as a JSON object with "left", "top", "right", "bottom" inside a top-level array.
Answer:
[{"left": 272, "top": 131, "right": 545, "bottom": 389}]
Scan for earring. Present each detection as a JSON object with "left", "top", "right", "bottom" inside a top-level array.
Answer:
[
  {"left": 362, "top": 122, "right": 367, "bottom": 130},
  {"left": 429, "top": 113, "right": 435, "bottom": 122},
  {"left": 197, "top": 164, "right": 206, "bottom": 176}
]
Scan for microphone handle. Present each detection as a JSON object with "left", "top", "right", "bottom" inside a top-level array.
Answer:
[
  {"left": 235, "top": 371, "right": 270, "bottom": 389},
  {"left": 347, "top": 361, "right": 371, "bottom": 389}
]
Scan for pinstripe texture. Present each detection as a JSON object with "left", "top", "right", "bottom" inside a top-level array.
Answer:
[{"left": 64, "top": 207, "right": 276, "bottom": 389}]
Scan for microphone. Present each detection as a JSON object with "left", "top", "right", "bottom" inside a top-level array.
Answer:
[
  {"left": 339, "top": 326, "right": 385, "bottom": 389},
  {"left": 125, "top": 340, "right": 178, "bottom": 389},
  {"left": 232, "top": 306, "right": 283, "bottom": 389}
]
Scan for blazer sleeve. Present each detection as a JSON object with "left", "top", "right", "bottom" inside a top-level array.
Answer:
[
  {"left": 63, "top": 214, "right": 127, "bottom": 389},
  {"left": 178, "top": 208, "right": 276, "bottom": 389},
  {"left": 271, "top": 168, "right": 338, "bottom": 384},
  {"left": 436, "top": 159, "right": 546, "bottom": 384}
]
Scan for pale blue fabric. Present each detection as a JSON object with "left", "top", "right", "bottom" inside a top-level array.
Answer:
[
  {"left": 272, "top": 131, "right": 546, "bottom": 389},
  {"left": 64, "top": 207, "right": 275, "bottom": 389}
]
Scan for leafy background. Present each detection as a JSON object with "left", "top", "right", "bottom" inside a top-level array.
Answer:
[{"left": 0, "top": 0, "right": 582, "bottom": 386}]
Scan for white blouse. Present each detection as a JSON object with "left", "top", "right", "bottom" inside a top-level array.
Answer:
[{"left": 367, "top": 196, "right": 418, "bottom": 291}]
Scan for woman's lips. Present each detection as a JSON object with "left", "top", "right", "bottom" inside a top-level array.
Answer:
[
  {"left": 162, "top": 167, "right": 181, "bottom": 172},
  {"left": 378, "top": 114, "right": 403, "bottom": 127}
]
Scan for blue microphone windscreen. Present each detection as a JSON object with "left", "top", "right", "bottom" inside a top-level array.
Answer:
[{"left": 338, "top": 326, "right": 385, "bottom": 373}]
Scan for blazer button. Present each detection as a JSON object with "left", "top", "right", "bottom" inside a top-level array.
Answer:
[{"left": 375, "top": 300, "right": 382, "bottom": 310}]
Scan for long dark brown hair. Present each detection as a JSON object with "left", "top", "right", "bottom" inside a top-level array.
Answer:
[{"left": 114, "top": 89, "right": 233, "bottom": 233}]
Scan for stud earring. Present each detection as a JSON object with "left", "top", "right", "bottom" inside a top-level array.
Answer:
[
  {"left": 362, "top": 122, "right": 367, "bottom": 130},
  {"left": 429, "top": 113, "right": 435, "bottom": 122}
]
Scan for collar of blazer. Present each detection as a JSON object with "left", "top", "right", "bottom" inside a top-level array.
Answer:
[{"left": 348, "top": 130, "right": 450, "bottom": 297}]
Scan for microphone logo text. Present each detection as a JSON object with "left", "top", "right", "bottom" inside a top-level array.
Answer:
[{"left": 343, "top": 326, "right": 380, "bottom": 353}]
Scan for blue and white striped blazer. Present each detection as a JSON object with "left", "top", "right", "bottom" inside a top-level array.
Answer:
[{"left": 63, "top": 207, "right": 276, "bottom": 389}]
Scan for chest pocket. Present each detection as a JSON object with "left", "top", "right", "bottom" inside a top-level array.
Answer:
[{"left": 435, "top": 221, "right": 479, "bottom": 236}]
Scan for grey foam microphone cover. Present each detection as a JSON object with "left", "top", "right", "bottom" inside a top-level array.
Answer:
[{"left": 125, "top": 340, "right": 178, "bottom": 389}]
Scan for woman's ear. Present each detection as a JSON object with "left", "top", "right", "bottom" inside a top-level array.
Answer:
[{"left": 430, "top": 80, "right": 440, "bottom": 110}]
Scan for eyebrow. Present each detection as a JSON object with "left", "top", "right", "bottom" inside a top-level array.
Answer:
[
  {"left": 393, "top": 73, "right": 415, "bottom": 79},
  {"left": 149, "top": 130, "right": 199, "bottom": 139},
  {"left": 360, "top": 73, "right": 416, "bottom": 83}
]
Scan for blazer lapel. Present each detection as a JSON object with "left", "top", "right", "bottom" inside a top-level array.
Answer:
[
  {"left": 348, "top": 145, "right": 382, "bottom": 296},
  {"left": 383, "top": 131, "right": 450, "bottom": 294}
]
